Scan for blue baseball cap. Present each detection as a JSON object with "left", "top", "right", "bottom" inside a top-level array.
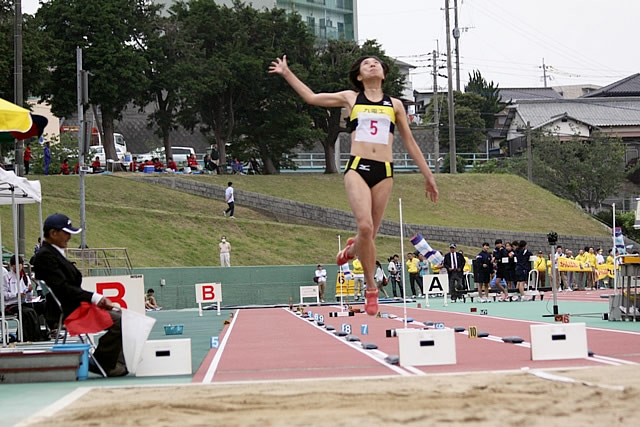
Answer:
[{"left": 43, "top": 213, "right": 82, "bottom": 234}]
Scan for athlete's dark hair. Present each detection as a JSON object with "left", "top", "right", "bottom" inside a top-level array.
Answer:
[{"left": 348, "top": 56, "right": 389, "bottom": 92}]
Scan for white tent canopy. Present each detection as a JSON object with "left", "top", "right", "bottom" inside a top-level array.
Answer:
[{"left": 0, "top": 168, "right": 43, "bottom": 346}]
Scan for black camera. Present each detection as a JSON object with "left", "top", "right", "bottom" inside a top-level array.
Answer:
[{"left": 547, "top": 232, "right": 558, "bottom": 246}]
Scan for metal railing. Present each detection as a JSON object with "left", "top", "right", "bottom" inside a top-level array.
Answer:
[
  {"left": 65, "top": 248, "right": 133, "bottom": 277},
  {"left": 282, "top": 152, "right": 490, "bottom": 172}
]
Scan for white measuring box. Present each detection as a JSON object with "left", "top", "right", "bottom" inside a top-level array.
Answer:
[
  {"left": 397, "top": 328, "right": 456, "bottom": 366},
  {"left": 136, "top": 338, "right": 192, "bottom": 377},
  {"left": 530, "top": 323, "right": 588, "bottom": 361}
]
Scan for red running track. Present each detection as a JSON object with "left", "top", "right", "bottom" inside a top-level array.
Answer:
[{"left": 195, "top": 304, "right": 639, "bottom": 383}]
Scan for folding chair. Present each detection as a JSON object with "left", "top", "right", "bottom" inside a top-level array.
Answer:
[
  {"left": 38, "top": 280, "right": 107, "bottom": 377},
  {"left": 1, "top": 314, "right": 21, "bottom": 344}
]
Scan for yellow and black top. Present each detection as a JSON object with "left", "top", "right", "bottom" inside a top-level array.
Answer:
[{"left": 347, "top": 92, "right": 396, "bottom": 144}]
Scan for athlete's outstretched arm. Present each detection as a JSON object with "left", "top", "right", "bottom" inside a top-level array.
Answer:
[
  {"left": 269, "top": 55, "right": 350, "bottom": 108},
  {"left": 393, "top": 98, "right": 439, "bottom": 203}
]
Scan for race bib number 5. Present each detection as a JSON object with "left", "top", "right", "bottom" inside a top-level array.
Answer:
[{"left": 355, "top": 113, "right": 391, "bottom": 145}]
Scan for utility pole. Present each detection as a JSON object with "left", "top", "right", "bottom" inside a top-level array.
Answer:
[
  {"left": 445, "top": 0, "right": 457, "bottom": 173},
  {"left": 77, "top": 47, "right": 88, "bottom": 249},
  {"left": 14, "top": 0, "right": 25, "bottom": 256},
  {"left": 453, "top": 0, "right": 461, "bottom": 92},
  {"left": 526, "top": 121, "right": 532, "bottom": 182},
  {"left": 432, "top": 49, "right": 440, "bottom": 174},
  {"left": 542, "top": 58, "right": 548, "bottom": 88}
]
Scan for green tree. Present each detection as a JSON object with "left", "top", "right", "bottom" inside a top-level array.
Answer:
[
  {"left": 428, "top": 91, "right": 486, "bottom": 154},
  {"left": 234, "top": 8, "right": 320, "bottom": 174},
  {"left": 0, "top": 2, "right": 51, "bottom": 102},
  {"left": 36, "top": 0, "right": 151, "bottom": 162},
  {"left": 470, "top": 131, "right": 625, "bottom": 212},
  {"left": 465, "top": 70, "right": 507, "bottom": 131},
  {"left": 532, "top": 132, "right": 625, "bottom": 212},
  {"left": 29, "top": 133, "right": 79, "bottom": 175},
  {"left": 134, "top": 4, "right": 188, "bottom": 163},
  {"left": 306, "top": 39, "right": 404, "bottom": 173},
  {"left": 172, "top": 0, "right": 255, "bottom": 172}
]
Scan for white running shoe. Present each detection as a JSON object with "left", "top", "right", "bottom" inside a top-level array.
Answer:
[{"left": 223, "top": 210, "right": 226, "bottom": 217}]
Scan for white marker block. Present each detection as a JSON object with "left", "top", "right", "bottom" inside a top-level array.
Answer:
[
  {"left": 397, "top": 328, "right": 456, "bottom": 366},
  {"left": 530, "top": 323, "right": 588, "bottom": 361},
  {"left": 136, "top": 339, "right": 192, "bottom": 377}
]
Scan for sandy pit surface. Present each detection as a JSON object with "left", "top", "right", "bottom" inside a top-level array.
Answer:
[{"left": 30, "top": 366, "right": 639, "bottom": 426}]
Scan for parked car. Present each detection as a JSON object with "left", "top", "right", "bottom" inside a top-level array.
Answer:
[{"left": 137, "top": 146, "right": 196, "bottom": 165}]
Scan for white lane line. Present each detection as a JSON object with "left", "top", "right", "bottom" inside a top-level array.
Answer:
[
  {"left": 202, "top": 309, "right": 240, "bottom": 384},
  {"left": 283, "top": 308, "right": 414, "bottom": 376},
  {"left": 17, "top": 387, "right": 93, "bottom": 426},
  {"left": 592, "top": 354, "right": 638, "bottom": 365}
]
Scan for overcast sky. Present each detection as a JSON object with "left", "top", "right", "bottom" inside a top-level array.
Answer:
[{"left": 22, "top": 0, "right": 639, "bottom": 91}]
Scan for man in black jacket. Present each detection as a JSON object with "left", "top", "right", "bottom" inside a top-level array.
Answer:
[
  {"left": 443, "top": 243, "right": 466, "bottom": 301},
  {"left": 33, "top": 213, "right": 127, "bottom": 377}
]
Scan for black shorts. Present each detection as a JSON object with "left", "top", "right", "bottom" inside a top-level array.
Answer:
[
  {"left": 344, "top": 156, "right": 393, "bottom": 188},
  {"left": 515, "top": 269, "right": 528, "bottom": 282},
  {"left": 477, "top": 272, "right": 491, "bottom": 284},
  {"left": 495, "top": 267, "right": 506, "bottom": 279}
]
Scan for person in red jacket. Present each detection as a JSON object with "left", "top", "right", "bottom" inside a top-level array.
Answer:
[
  {"left": 167, "top": 157, "right": 177, "bottom": 171},
  {"left": 24, "top": 143, "right": 32, "bottom": 175},
  {"left": 187, "top": 154, "right": 200, "bottom": 170},
  {"left": 129, "top": 156, "right": 138, "bottom": 172},
  {"left": 153, "top": 157, "right": 164, "bottom": 172},
  {"left": 59, "top": 158, "right": 70, "bottom": 175},
  {"left": 91, "top": 156, "right": 101, "bottom": 173},
  {"left": 73, "top": 162, "right": 79, "bottom": 174}
]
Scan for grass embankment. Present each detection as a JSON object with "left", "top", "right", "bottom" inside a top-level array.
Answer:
[
  {"left": 0, "top": 175, "right": 417, "bottom": 267},
  {"left": 0, "top": 173, "right": 607, "bottom": 267},
  {"left": 188, "top": 173, "right": 608, "bottom": 236}
]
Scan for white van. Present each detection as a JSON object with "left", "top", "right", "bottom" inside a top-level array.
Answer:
[{"left": 138, "top": 146, "right": 196, "bottom": 165}]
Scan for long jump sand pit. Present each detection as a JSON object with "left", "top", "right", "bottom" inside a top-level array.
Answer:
[{"left": 37, "top": 366, "right": 639, "bottom": 426}]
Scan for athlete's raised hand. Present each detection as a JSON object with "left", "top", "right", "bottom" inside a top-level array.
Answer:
[
  {"left": 425, "top": 174, "right": 439, "bottom": 203},
  {"left": 269, "top": 55, "right": 289, "bottom": 75}
]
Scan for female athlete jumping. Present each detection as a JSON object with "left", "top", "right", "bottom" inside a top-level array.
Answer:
[{"left": 269, "top": 55, "right": 438, "bottom": 315}]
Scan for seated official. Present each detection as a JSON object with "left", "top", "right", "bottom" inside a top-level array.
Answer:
[
  {"left": 33, "top": 213, "right": 127, "bottom": 377},
  {"left": 3, "top": 256, "right": 45, "bottom": 342}
]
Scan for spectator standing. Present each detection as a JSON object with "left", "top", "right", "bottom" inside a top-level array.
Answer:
[
  {"left": 248, "top": 157, "right": 261, "bottom": 175},
  {"left": 505, "top": 241, "right": 517, "bottom": 290},
  {"left": 43, "top": 141, "right": 51, "bottom": 175},
  {"left": 475, "top": 243, "right": 493, "bottom": 302},
  {"left": 534, "top": 251, "right": 548, "bottom": 288},
  {"left": 24, "top": 142, "right": 32, "bottom": 175},
  {"left": 554, "top": 246, "right": 568, "bottom": 290},
  {"left": 219, "top": 236, "right": 231, "bottom": 267},
  {"left": 406, "top": 252, "right": 421, "bottom": 298},
  {"left": 574, "top": 248, "right": 586, "bottom": 290},
  {"left": 492, "top": 239, "right": 509, "bottom": 300},
  {"left": 374, "top": 260, "right": 389, "bottom": 298},
  {"left": 443, "top": 243, "right": 466, "bottom": 301},
  {"left": 33, "top": 213, "right": 127, "bottom": 376},
  {"left": 352, "top": 258, "right": 365, "bottom": 300},
  {"left": 314, "top": 264, "right": 327, "bottom": 302},
  {"left": 223, "top": 181, "right": 235, "bottom": 218},
  {"left": 418, "top": 253, "right": 429, "bottom": 297},
  {"left": 460, "top": 251, "right": 472, "bottom": 273},
  {"left": 585, "top": 247, "right": 597, "bottom": 290},
  {"left": 565, "top": 249, "right": 575, "bottom": 290},
  {"left": 387, "top": 254, "right": 403, "bottom": 299},
  {"left": 515, "top": 240, "right": 532, "bottom": 300},
  {"left": 596, "top": 248, "right": 605, "bottom": 289}
]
